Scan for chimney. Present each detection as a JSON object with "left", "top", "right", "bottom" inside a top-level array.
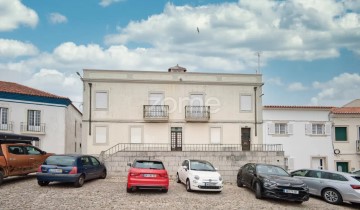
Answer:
[{"left": 168, "top": 64, "right": 187, "bottom": 73}]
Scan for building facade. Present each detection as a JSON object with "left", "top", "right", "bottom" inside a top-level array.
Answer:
[
  {"left": 81, "top": 67, "right": 264, "bottom": 155},
  {"left": 0, "top": 81, "right": 82, "bottom": 154},
  {"left": 331, "top": 99, "right": 360, "bottom": 172},
  {"left": 263, "top": 106, "right": 335, "bottom": 171}
]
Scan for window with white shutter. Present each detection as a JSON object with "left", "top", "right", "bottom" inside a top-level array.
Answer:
[
  {"left": 210, "top": 127, "right": 221, "bottom": 144},
  {"left": 95, "top": 126, "right": 107, "bottom": 144},
  {"left": 268, "top": 123, "right": 275, "bottom": 135},
  {"left": 240, "top": 95, "right": 252, "bottom": 111},
  {"left": 95, "top": 91, "right": 108, "bottom": 109},
  {"left": 130, "top": 127, "right": 142, "bottom": 144}
]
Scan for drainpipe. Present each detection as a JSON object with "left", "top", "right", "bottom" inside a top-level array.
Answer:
[
  {"left": 89, "top": 83, "right": 92, "bottom": 136},
  {"left": 254, "top": 87, "right": 257, "bottom": 137}
]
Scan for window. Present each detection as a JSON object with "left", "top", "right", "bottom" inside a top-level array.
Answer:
[
  {"left": 95, "top": 91, "right": 108, "bottom": 109},
  {"left": 75, "top": 120, "right": 77, "bottom": 137},
  {"left": 8, "top": 146, "right": 25, "bottom": 155},
  {"left": 25, "top": 146, "right": 42, "bottom": 155},
  {"left": 81, "top": 157, "right": 91, "bottom": 166},
  {"left": 306, "top": 170, "right": 322, "bottom": 178},
  {"left": 210, "top": 127, "right": 221, "bottom": 144},
  {"left": 95, "top": 126, "right": 107, "bottom": 144},
  {"left": 305, "top": 123, "right": 331, "bottom": 135},
  {"left": 240, "top": 95, "right": 252, "bottom": 111},
  {"left": 268, "top": 123, "right": 293, "bottom": 135},
  {"left": 322, "top": 172, "right": 348, "bottom": 181},
  {"left": 130, "top": 127, "right": 142, "bottom": 143},
  {"left": 335, "top": 127, "right": 347, "bottom": 141},
  {"left": 291, "top": 170, "right": 308, "bottom": 177},
  {"left": 0, "top": 107, "right": 9, "bottom": 129},
  {"left": 90, "top": 157, "right": 100, "bottom": 166},
  {"left": 28, "top": 110, "right": 41, "bottom": 127}
]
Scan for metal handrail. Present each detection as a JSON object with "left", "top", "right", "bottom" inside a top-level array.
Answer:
[
  {"left": 143, "top": 105, "right": 169, "bottom": 119},
  {"left": 185, "top": 106, "right": 210, "bottom": 120},
  {"left": 99, "top": 143, "right": 283, "bottom": 161},
  {"left": 20, "top": 122, "right": 46, "bottom": 133}
]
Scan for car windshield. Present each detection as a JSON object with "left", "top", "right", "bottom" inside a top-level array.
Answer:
[
  {"left": 256, "top": 165, "right": 289, "bottom": 176},
  {"left": 190, "top": 161, "right": 215, "bottom": 171},
  {"left": 133, "top": 161, "right": 165, "bottom": 169},
  {"left": 45, "top": 156, "right": 76, "bottom": 167}
]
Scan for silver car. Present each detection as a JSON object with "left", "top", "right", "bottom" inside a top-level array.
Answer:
[{"left": 291, "top": 169, "right": 360, "bottom": 205}]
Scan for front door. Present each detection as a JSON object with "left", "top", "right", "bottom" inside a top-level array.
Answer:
[
  {"left": 312, "top": 157, "right": 326, "bottom": 170},
  {"left": 336, "top": 162, "right": 349, "bottom": 172},
  {"left": 171, "top": 127, "right": 182, "bottom": 151},
  {"left": 241, "top": 128, "right": 251, "bottom": 151}
]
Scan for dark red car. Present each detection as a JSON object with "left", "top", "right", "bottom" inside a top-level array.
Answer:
[{"left": 126, "top": 159, "right": 169, "bottom": 193}]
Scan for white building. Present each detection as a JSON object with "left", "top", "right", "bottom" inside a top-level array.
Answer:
[
  {"left": 0, "top": 81, "right": 82, "bottom": 154},
  {"left": 81, "top": 66, "right": 266, "bottom": 155},
  {"left": 331, "top": 99, "right": 360, "bottom": 172},
  {"left": 263, "top": 106, "right": 335, "bottom": 171}
]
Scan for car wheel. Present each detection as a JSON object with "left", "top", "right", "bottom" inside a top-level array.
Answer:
[
  {"left": 38, "top": 181, "right": 49, "bottom": 186},
  {"left": 322, "top": 188, "right": 343, "bottom": 205},
  {"left": 186, "top": 179, "right": 192, "bottom": 192},
  {"left": 255, "top": 182, "right": 262, "bottom": 199},
  {"left": 100, "top": 170, "right": 107, "bottom": 179},
  {"left": 126, "top": 187, "right": 133, "bottom": 193},
  {"left": 162, "top": 189, "right": 168, "bottom": 193},
  {"left": 237, "top": 175, "right": 243, "bottom": 187},
  {"left": 74, "top": 175, "right": 85, "bottom": 188},
  {"left": 294, "top": 201, "right": 303, "bottom": 204},
  {"left": 0, "top": 171, "right": 4, "bottom": 185},
  {"left": 176, "top": 173, "right": 181, "bottom": 183}
]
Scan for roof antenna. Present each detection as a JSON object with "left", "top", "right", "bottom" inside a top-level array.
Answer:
[{"left": 255, "top": 51, "right": 262, "bottom": 74}]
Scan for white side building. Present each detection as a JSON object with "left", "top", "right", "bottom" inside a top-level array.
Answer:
[
  {"left": 263, "top": 106, "right": 335, "bottom": 171},
  {"left": 0, "top": 81, "right": 82, "bottom": 154}
]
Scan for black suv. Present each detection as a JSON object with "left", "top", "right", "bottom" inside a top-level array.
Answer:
[{"left": 237, "top": 163, "right": 309, "bottom": 203}]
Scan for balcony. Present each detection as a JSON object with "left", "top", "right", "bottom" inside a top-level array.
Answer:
[
  {"left": 143, "top": 105, "right": 169, "bottom": 121},
  {"left": 0, "top": 122, "right": 13, "bottom": 132},
  {"left": 20, "top": 122, "right": 46, "bottom": 134},
  {"left": 357, "top": 140, "right": 360, "bottom": 153},
  {"left": 185, "top": 106, "right": 210, "bottom": 121}
]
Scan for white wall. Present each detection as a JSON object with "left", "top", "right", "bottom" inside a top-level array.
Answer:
[
  {"left": 65, "top": 104, "right": 83, "bottom": 154},
  {"left": 0, "top": 100, "right": 66, "bottom": 154},
  {"left": 263, "top": 109, "right": 335, "bottom": 171}
]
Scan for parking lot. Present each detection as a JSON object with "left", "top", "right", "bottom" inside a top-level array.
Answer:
[{"left": 0, "top": 174, "right": 359, "bottom": 210}]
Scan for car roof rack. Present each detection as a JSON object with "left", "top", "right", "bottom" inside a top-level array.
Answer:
[{"left": 0, "top": 133, "right": 39, "bottom": 144}]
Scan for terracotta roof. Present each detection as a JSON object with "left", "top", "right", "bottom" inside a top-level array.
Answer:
[
  {"left": 264, "top": 105, "right": 334, "bottom": 110},
  {"left": 331, "top": 107, "right": 360, "bottom": 114},
  {"left": 0, "top": 81, "right": 68, "bottom": 99}
]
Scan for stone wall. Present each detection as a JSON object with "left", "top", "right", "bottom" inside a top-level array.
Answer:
[{"left": 105, "top": 151, "right": 285, "bottom": 183}]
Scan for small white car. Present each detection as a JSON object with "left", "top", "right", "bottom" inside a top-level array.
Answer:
[{"left": 176, "top": 159, "right": 223, "bottom": 192}]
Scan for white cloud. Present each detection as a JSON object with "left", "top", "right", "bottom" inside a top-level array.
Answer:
[
  {"left": 0, "top": 0, "right": 38, "bottom": 31},
  {"left": 311, "top": 73, "right": 360, "bottom": 105},
  {"left": 288, "top": 82, "right": 308, "bottom": 91},
  {"left": 99, "top": 0, "right": 125, "bottom": 7},
  {"left": 266, "top": 77, "right": 283, "bottom": 86},
  {"left": 49, "top": 13, "right": 68, "bottom": 24},
  {"left": 104, "top": 1, "right": 360, "bottom": 63},
  {"left": 0, "top": 39, "right": 38, "bottom": 58}
]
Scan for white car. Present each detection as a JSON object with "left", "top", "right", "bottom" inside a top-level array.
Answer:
[{"left": 176, "top": 159, "right": 223, "bottom": 192}]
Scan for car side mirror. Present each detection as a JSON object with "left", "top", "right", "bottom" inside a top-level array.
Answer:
[
  {"left": 182, "top": 166, "right": 188, "bottom": 170},
  {"left": 127, "top": 163, "right": 132, "bottom": 167},
  {"left": 41, "top": 151, "right": 47, "bottom": 155}
]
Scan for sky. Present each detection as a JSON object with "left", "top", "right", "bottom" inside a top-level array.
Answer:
[{"left": 0, "top": 0, "right": 360, "bottom": 110}]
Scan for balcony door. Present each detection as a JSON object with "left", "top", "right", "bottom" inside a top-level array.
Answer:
[
  {"left": 149, "top": 93, "right": 164, "bottom": 117},
  {"left": 171, "top": 127, "right": 182, "bottom": 151},
  {"left": 28, "top": 110, "right": 41, "bottom": 132},
  {"left": 0, "top": 107, "right": 8, "bottom": 131},
  {"left": 189, "top": 94, "right": 204, "bottom": 118}
]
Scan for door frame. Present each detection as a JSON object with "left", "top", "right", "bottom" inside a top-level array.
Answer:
[
  {"left": 241, "top": 127, "right": 251, "bottom": 151},
  {"left": 171, "top": 127, "right": 182, "bottom": 151},
  {"left": 335, "top": 161, "right": 350, "bottom": 172},
  {"left": 310, "top": 156, "right": 327, "bottom": 170}
]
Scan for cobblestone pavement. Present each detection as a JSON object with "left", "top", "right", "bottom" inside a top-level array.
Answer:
[{"left": 0, "top": 174, "right": 359, "bottom": 210}]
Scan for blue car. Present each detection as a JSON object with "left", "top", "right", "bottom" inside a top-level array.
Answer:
[{"left": 37, "top": 155, "right": 107, "bottom": 187}]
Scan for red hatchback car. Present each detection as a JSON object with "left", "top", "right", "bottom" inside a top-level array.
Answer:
[{"left": 127, "top": 160, "right": 169, "bottom": 193}]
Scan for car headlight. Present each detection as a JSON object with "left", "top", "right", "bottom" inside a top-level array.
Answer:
[
  {"left": 194, "top": 175, "right": 200, "bottom": 180},
  {"left": 219, "top": 176, "right": 223, "bottom": 181},
  {"left": 263, "top": 179, "right": 277, "bottom": 188}
]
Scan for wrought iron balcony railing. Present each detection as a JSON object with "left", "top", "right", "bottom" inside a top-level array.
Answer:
[
  {"left": 20, "top": 122, "right": 46, "bottom": 133},
  {"left": 185, "top": 106, "right": 210, "bottom": 121},
  {"left": 0, "top": 122, "right": 13, "bottom": 132},
  {"left": 143, "top": 105, "right": 169, "bottom": 121}
]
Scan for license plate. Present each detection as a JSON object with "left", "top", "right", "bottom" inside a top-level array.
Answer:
[
  {"left": 49, "top": 169, "right": 62, "bottom": 173},
  {"left": 143, "top": 174, "right": 156, "bottom": 177},
  {"left": 205, "top": 182, "right": 216, "bottom": 186},
  {"left": 284, "top": 189, "right": 299, "bottom": 194}
]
